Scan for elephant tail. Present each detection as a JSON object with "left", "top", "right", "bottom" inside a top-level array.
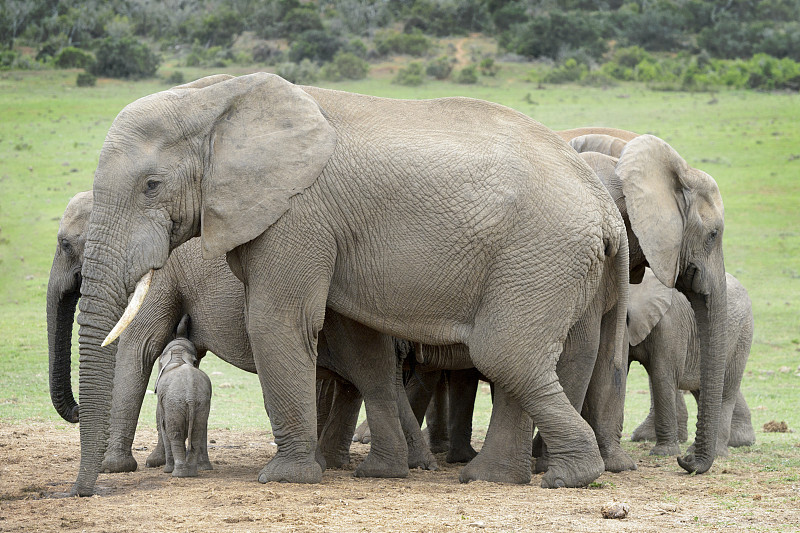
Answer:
[{"left": 611, "top": 229, "right": 630, "bottom": 370}]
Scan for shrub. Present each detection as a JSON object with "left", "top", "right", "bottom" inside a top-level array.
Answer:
[
  {"left": 76, "top": 72, "right": 97, "bottom": 87},
  {"left": 253, "top": 43, "right": 283, "bottom": 64},
  {"left": 166, "top": 70, "right": 185, "bottom": 84},
  {"left": 333, "top": 52, "right": 370, "bottom": 79},
  {"left": 479, "top": 57, "right": 498, "bottom": 76},
  {"left": 542, "top": 58, "right": 587, "bottom": 84},
  {"left": 276, "top": 59, "right": 319, "bottom": 84},
  {"left": 288, "top": 30, "right": 343, "bottom": 63},
  {"left": 54, "top": 47, "right": 95, "bottom": 69},
  {"left": 375, "top": 30, "right": 431, "bottom": 57},
  {"left": 90, "top": 37, "right": 160, "bottom": 79},
  {"left": 455, "top": 64, "right": 479, "bottom": 84},
  {"left": 282, "top": 7, "right": 323, "bottom": 35},
  {"left": 393, "top": 62, "right": 425, "bottom": 86},
  {"left": 425, "top": 56, "right": 453, "bottom": 79}
]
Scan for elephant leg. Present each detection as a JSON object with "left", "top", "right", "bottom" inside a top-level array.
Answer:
[
  {"left": 459, "top": 384, "right": 532, "bottom": 484},
  {"left": 351, "top": 418, "right": 371, "bottom": 444},
  {"left": 196, "top": 403, "right": 212, "bottom": 471},
  {"left": 537, "top": 312, "right": 602, "bottom": 473},
  {"left": 728, "top": 390, "right": 755, "bottom": 447},
  {"left": 676, "top": 389, "right": 689, "bottom": 442},
  {"left": 169, "top": 427, "right": 195, "bottom": 478},
  {"left": 647, "top": 360, "right": 682, "bottom": 456},
  {"left": 446, "top": 368, "right": 479, "bottom": 464},
  {"left": 319, "top": 312, "right": 409, "bottom": 478},
  {"left": 468, "top": 308, "right": 604, "bottom": 488},
  {"left": 318, "top": 379, "right": 362, "bottom": 469},
  {"left": 103, "top": 342, "right": 160, "bottom": 473},
  {"left": 405, "top": 368, "right": 442, "bottom": 423},
  {"left": 158, "top": 407, "right": 174, "bottom": 474},
  {"left": 582, "top": 309, "right": 636, "bottom": 472},
  {"left": 423, "top": 372, "right": 450, "bottom": 455},
  {"left": 631, "top": 374, "right": 657, "bottom": 442},
  {"left": 316, "top": 377, "right": 337, "bottom": 439},
  {"left": 396, "top": 366, "right": 438, "bottom": 471}
]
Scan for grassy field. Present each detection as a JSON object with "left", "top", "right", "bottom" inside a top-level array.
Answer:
[{"left": 0, "top": 65, "right": 798, "bottom": 474}]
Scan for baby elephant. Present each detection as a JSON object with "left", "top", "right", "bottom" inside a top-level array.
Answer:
[
  {"left": 155, "top": 315, "right": 213, "bottom": 477},
  {"left": 628, "top": 268, "right": 755, "bottom": 457}
]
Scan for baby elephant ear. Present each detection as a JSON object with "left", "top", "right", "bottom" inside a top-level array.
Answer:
[
  {"left": 628, "top": 268, "right": 674, "bottom": 346},
  {"left": 200, "top": 73, "right": 337, "bottom": 258}
]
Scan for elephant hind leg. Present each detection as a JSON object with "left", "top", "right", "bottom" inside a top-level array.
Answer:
[
  {"left": 728, "top": 390, "right": 755, "bottom": 447},
  {"left": 467, "top": 312, "right": 603, "bottom": 488}
]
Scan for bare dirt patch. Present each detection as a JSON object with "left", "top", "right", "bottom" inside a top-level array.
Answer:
[{"left": 1, "top": 423, "right": 798, "bottom": 532}]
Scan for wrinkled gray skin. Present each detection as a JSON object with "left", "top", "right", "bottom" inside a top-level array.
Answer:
[
  {"left": 47, "top": 192, "right": 436, "bottom": 477},
  {"left": 568, "top": 130, "right": 729, "bottom": 476},
  {"left": 154, "top": 321, "right": 213, "bottom": 477},
  {"left": 627, "top": 268, "right": 754, "bottom": 456},
  {"left": 74, "top": 73, "right": 629, "bottom": 495}
]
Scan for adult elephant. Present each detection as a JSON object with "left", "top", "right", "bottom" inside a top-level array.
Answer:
[
  {"left": 73, "top": 73, "right": 629, "bottom": 495},
  {"left": 570, "top": 133, "right": 729, "bottom": 471},
  {"left": 48, "top": 192, "right": 437, "bottom": 477}
]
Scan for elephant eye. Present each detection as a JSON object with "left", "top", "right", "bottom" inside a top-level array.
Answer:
[
  {"left": 144, "top": 178, "right": 161, "bottom": 196},
  {"left": 61, "top": 239, "right": 72, "bottom": 253},
  {"left": 707, "top": 229, "right": 719, "bottom": 245}
]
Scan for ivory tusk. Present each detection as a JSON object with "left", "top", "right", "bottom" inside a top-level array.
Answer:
[{"left": 102, "top": 269, "right": 153, "bottom": 347}]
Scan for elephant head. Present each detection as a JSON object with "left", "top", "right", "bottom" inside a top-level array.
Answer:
[
  {"left": 574, "top": 134, "right": 727, "bottom": 475},
  {"left": 47, "top": 191, "right": 93, "bottom": 424},
  {"left": 73, "top": 73, "right": 337, "bottom": 495}
]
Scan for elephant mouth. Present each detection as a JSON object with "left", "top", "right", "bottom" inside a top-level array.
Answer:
[{"left": 677, "top": 263, "right": 702, "bottom": 295}]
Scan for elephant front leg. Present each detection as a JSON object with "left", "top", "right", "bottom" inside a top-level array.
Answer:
[
  {"left": 446, "top": 368, "right": 479, "bottom": 464},
  {"left": 318, "top": 379, "right": 362, "bottom": 469},
  {"left": 647, "top": 364, "right": 682, "bottom": 457},
  {"left": 102, "top": 345, "right": 157, "bottom": 473}
]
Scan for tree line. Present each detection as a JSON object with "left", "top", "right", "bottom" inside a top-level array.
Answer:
[{"left": 2, "top": 0, "right": 799, "bottom": 89}]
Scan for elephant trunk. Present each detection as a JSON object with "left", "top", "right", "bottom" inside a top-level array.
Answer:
[
  {"left": 73, "top": 245, "right": 128, "bottom": 496},
  {"left": 46, "top": 268, "right": 81, "bottom": 423},
  {"left": 677, "top": 272, "right": 727, "bottom": 474}
]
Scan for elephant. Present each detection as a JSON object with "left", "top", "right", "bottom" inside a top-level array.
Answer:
[
  {"left": 566, "top": 132, "right": 730, "bottom": 472},
  {"left": 72, "top": 72, "right": 632, "bottom": 495},
  {"left": 627, "top": 268, "right": 755, "bottom": 455},
  {"left": 357, "top": 128, "right": 730, "bottom": 477},
  {"left": 47, "top": 191, "right": 437, "bottom": 479},
  {"left": 154, "top": 315, "right": 213, "bottom": 477}
]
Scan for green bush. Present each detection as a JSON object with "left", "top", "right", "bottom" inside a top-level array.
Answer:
[
  {"left": 454, "top": 64, "right": 479, "bottom": 84},
  {"left": 276, "top": 59, "right": 319, "bottom": 84},
  {"left": 333, "top": 52, "right": 369, "bottom": 79},
  {"left": 166, "top": 70, "right": 185, "bottom": 85},
  {"left": 425, "top": 56, "right": 453, "bottom": 80},
  {"left": 54, "top": 47, "right": 95, "bottom": 69},
  {"left": 393, "top": 62, "right": 425, "bottom": 86},
  {"left": 76, "top": 72, "right": 97, "bottom": 87},
  {"left": 288, "top": 30, "right": 343, "bottom": 63},
  {"left": 375, "top": 30, "right": 431, "bottom": 57},
  {"left": 282, "top": 7, "right": 323, "bottom": 35},
  {"left": 542, "top": 58, "right": 588, "bottom": 84},
  {"left": 479, "top": 57, "right": 498, "bottom": 76},
  {"left": 90, "top": 37, "right": 160, "bottom": 79}
]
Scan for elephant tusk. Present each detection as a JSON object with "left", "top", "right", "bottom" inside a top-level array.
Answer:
[{"left": 102, "top": 270, "right": 153, "bottom": 347}]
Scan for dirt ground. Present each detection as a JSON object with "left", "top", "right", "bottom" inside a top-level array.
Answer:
[{"left": 1, "top": 423, "right": 798, "bottom": 532}]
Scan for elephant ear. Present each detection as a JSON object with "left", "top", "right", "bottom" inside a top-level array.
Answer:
[
  {"left": 628, "top": 268, "right": 674, "bottom": 346},
  {"left": 197, "top": 73, "right": 337, "bottom": 258},
  {"left": 570, "top": 134, "right": 627, "bottom": 158},
  {"left": 616, "top": 134, "right": 690, "bottom": 288}
]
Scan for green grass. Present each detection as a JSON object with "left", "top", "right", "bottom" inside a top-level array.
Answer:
[{"left": 0, "top": 66, "right": 798, "bottom": 462}]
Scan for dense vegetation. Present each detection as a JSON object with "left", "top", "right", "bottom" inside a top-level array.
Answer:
[{"left": 2, "top": 0, "right": 800, "bottom": 88}]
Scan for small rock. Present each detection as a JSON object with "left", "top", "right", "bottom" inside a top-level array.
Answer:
[
  {"left": 601, "top": 501, "right": 630, "bottom": 519},
  {"left": 779, "top": 366, "right": 792, "bottom": 373},
  {"left": 468, "top": 521, "right": 485, "bottom": 528}
]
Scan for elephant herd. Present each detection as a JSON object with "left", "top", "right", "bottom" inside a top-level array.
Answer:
[{"left": 45, "top": 73, "right": 754, "bottom": 497}]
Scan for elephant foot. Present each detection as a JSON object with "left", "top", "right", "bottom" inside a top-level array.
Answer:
[
  {"left": 146, "top": 448, "right": 166, "bottom": 468},
  {"left": 321, "top": 449, "right": 351, "bottom": 469},
  {"left": 540, "top": 450, "right": 604, "bottom": 489},
  {"left": 423, "top": 427, "right": 450, "bottom": 455},
  {"left": 459, "top": 452, "right": 531, "bottom": 485},
  {"left": 649, "top": 442, "right": 681, "bottom": 456},
  {"left": 631, "top": 418, "right": 656, "bottom": 442},
  {"left": 198, "top": 459, "right": 213, "bottom": 471},
  {"left": 728, "top": 424, "right": 756, "bottom": 448},
  {"left": 533, "top": 454, "right": 549, "bottom": 474},
  {"left": 354, "top": 451, "right": 409, "bottom": 478},
  {"left": 446, "top": 444, "right": 478, "bottom": 464},
  {"left": 101, "top": 452, "right": 138, "bottom": 473},
  {"left": 172, "top": 463, "right": 198, "bottom": 478},
  {"left": 258, "top": 455, "right": 323, "bottom": 484},
  {"left": 600, "top": 446, "right": 637, "bottom": 473},
  {"left": 352, "top": 420, "right": 371, "bottom": 444},
  {"left": 408, "top": 440, "right": 438, "bottom": 471}
]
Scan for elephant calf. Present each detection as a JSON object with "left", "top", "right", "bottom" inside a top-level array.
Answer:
[
  {"left": 627, "top": 268, "right": 755, "bottom": 456},
  {"left": 154, "top": 316, "right": 213, "bottom": 477}
]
